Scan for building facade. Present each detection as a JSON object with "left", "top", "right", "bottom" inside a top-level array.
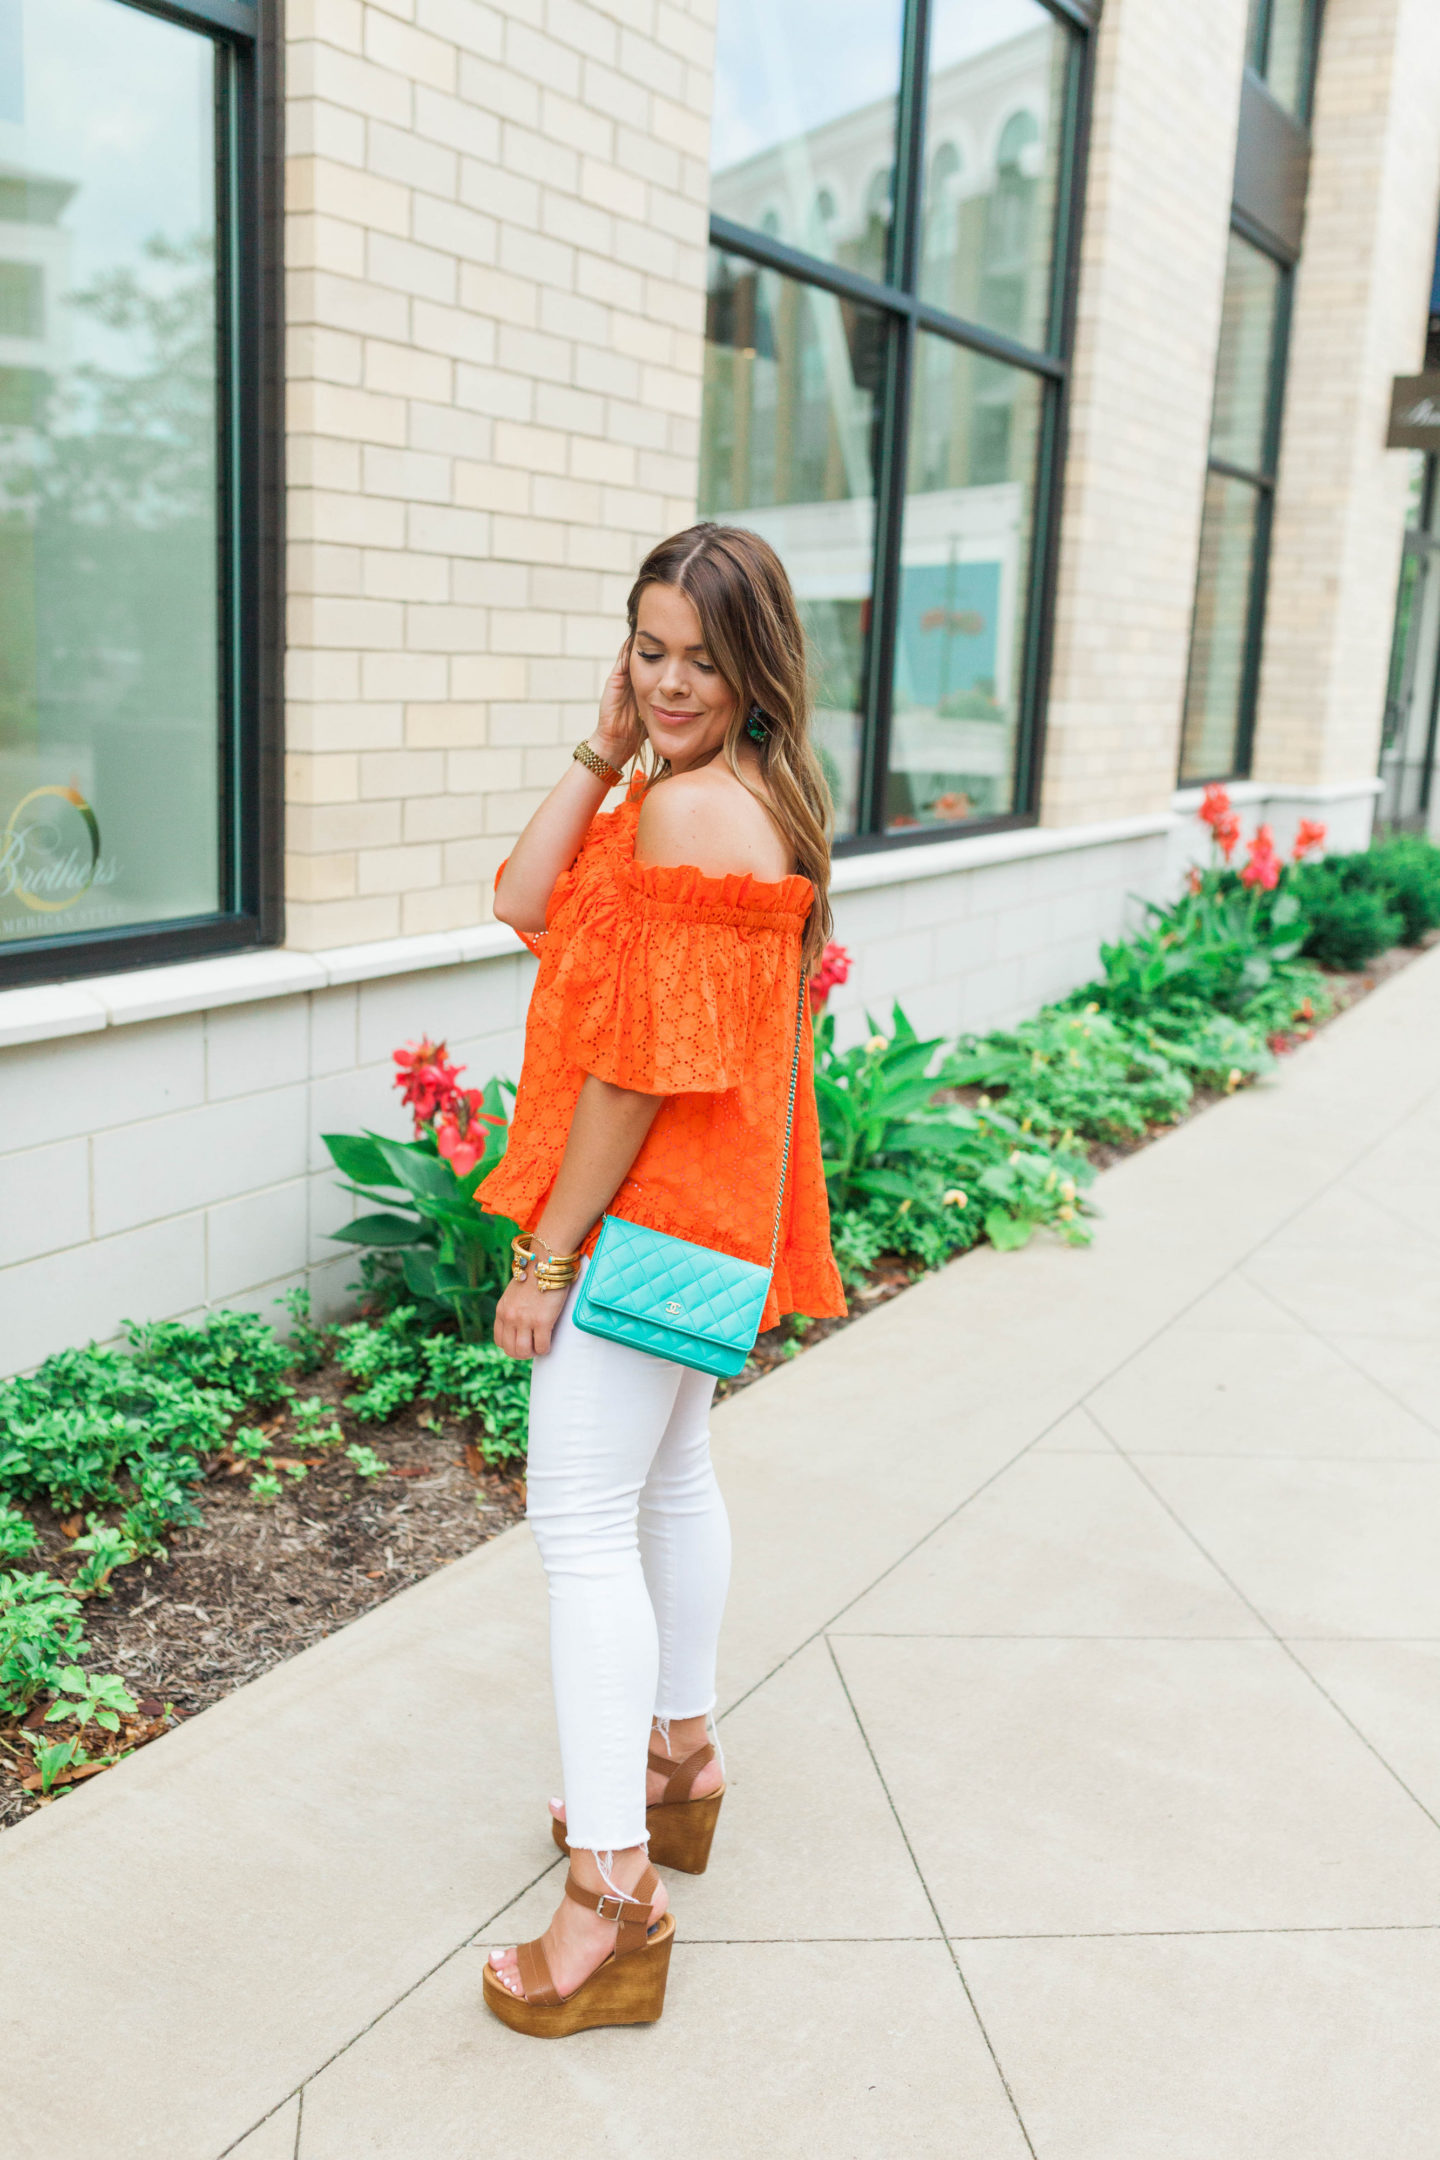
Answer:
[{"left": 1, "top": 0, "right": 1439, "bottom": 1374}]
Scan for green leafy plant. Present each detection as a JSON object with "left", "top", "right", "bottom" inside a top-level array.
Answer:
[
  {"left": 0, "top": 1572, "right": 88, "bottom": 1719},
  {"left": 815, "top": 1004, "right": 1094, "bottom": 1281},
  {"left": 345, "top": 1443, "right": 388, "bottom": 1483},
  {"left": 0, "top": 1502, "right": 38, "bottom": 1563},
  {"left": 249, "top": 1471, "right": 283, "bottom": 1504},
  {"left": 43, "top": 1665, "right": 137, "bottom": 1738},
  {"left": 70, "top": 1521, "right": 139, "bottom": 1599},
  {"left": 949, "top": 1007, "right": 1194, "bottom": 1146},
  {"left": 323, "top": 1041, "right": 519, "bottom": 1340},
  {"left": 280, "top": 1285, "right": 330, "bottom": 1375}
]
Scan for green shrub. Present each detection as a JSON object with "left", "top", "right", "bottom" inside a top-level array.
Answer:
[
  {"left": 1294, "top": 876, "right": 1403, "bottom": 969},
  {"left": 333, "top": 1306, "right": 531, "bottom": 1460},
  {"left": 814, "top": 1004, "right": 1094, "bottom": 1274},
  {"left": 949, "top": 1007, "right": 1193, "bottom": 1146},
  {"left": 1368, "top": 834, "right": 1440, "bottom": 942},
  {"left": 0, "top": 1571, "right": 88, "bottom": 1719}
]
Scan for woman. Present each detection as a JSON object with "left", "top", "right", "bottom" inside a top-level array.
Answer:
[{"left": 476, "top": 523, "right": 845, "bottom": 2038}]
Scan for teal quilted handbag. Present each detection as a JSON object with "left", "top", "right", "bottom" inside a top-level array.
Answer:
[{"left": 571, "top": 980, "right": 806, "bottom": 1377}]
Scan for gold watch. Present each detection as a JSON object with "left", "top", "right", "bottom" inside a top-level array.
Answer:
[{"left": 573, "top": 740, "right": 624, "bottom": 787}]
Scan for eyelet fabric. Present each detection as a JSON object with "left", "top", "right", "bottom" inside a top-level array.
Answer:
[{"left": 478, "top": 778, "right": 845, "bottom": 1330}]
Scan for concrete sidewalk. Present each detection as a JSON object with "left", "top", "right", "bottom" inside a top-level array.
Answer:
[{"left": 4, "top": 950, "right": 1440, "bottom": 2159}]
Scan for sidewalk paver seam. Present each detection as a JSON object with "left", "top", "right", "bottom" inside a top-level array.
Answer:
[
  {"left": 1240, "top": 1260, "right": 1440, "bottom": 1441},
  {"left": 823, "top": 1636, "right": 1041, "bottom": 2160},
  {"left": 944, "top": 1922, "right": 1440, "bottom": 1940},
  {"left": 215, "top": 1849, "right": 572, "bottom": 2160},
  {"left": 1088, "top": 1405, "right": 1440, "bottom": 1843}
]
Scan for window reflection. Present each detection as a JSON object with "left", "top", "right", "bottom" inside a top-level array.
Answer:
[
  {"left": 918, "top": 0, "right": 1068, "bottom": 349},
  {"left": 0, "top": 0, "right": 222, "bottom": 947},
  {"left": 709, "top": 0, "right": 903, "bottom": 279},
  {"left": 699, "top": 250, "right": 884, "bottom": 836},
  {"left": 887, "top": 337, "right": 1041, "bottom": 831},
  {"left": 1209, "top": 232, "right": 1281, "bottom": 473},
  {"left": 1180, "top": 475, "right": 1262, "bottom": 782}
]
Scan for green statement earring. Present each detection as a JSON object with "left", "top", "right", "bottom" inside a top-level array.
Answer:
[{"left": 745, "top": 702, "right": 769, "bottom": 744}]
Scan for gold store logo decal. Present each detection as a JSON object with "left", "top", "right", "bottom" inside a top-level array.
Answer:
[{"left": 1, "top": 785, "right": 104, "bottom": 912}]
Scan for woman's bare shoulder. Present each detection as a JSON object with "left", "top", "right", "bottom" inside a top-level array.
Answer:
[{"left": 635, "top": 764, "right": 793, "bottom": 880}]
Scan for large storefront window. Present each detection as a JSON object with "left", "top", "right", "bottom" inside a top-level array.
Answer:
[
  {"left": 703, "top": 0, "right": 1092, "bottom": 845},
  {"left": 0, "top": 0, "right": 273, "bottom": 986}
]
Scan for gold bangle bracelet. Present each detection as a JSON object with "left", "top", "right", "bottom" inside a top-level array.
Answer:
[
  {"left": 573, "top": 740, "right": 624, "bottom": 787},
  {"left": 511, "top": 1232, "right": 582, "bottom": 1289}
]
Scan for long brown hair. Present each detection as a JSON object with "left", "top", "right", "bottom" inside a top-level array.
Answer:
[{"left": 626, "top": 523, "right": 834, "bottom": 970}]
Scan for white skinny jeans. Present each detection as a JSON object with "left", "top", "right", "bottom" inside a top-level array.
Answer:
[{"left": 525, "top": 1266, "right": 731, "bottom": 1852}]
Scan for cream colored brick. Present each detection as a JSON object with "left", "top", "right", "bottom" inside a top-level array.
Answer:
[
  {"left": 365, "top": 117, "right": 458, "bottom": 196},
  {"left": 409, "top": 401, "right": 493, "bottom": 459},
  {"left": 288, "top": 702, "right": 406, "bottom": 753},
  {"left": 404, "top": 603, "right": 490, "bottom": 651},
  {"left": 360, "top": 651, "right": 451, "bottom": 701},
  {"left": 286, "top": 896, "right": 400, "bottom": 949},
  {"left": 284, "top": 850, "right": 359, "bottom": 903},
  {"left": 458, "top": 52, "right": 540, "bottom": 127},
  {"left": 357, "top": 842, "right": 444, "bottom": 894},
  {"left": 505, "top": 21, "right": 582, "bottom": 97},
  {"left": 291, "top": 488, "right": 406, "bottom": 547},
  {"left": 285, "top": 752, "right": 360, "bottom": 804},
  {"left": 291, "top": 595, "right": 405, "bottom": 650},
  {"left": 402, "top": 884, "right": 483, "bottom": 934},
  {"left": 289, "top": 42, "right": 414, "bottom": 126},
  {"left": 459, "top": 155, "right": 539, "bottom": 229},
  {"left": 449, "top": 653, "right": 530, "bottom": 700},
  {"left": 407, "top": 503, "right": 492, "bottom": 556},
  {"left": 362, "top": 445, "right": 452, "bottom": 501},
  {"left": 413, "top": 194, "right": 500, "bottom": 267},
  {"left": 363, "top": 547, "right": 450, "bottom": 602},
  {"left": 445, "top": 747, "right": 529, "bottom": 791},
  {"left": 290, "top": 379, "right": 409, "bottom": 447},
  {"left": 288, "top": 211, "right": 367, "bottom": 279},
  {"left": 546, "top": 0, "right": 618, "bottom": 68},
  {"left": 288, "top": 801, "right": 403, "bottom": 852},
  {"left": 288, "top": 269, "right": 410, "bottom": 340},
  {"left": 290, "top": 155, "right": 412, "bottom": 237},
  {"left": 579, "top": 154, "right": 648, "bottom": 222},
  {"left": 365, "top": 10, "right": 458, "bottom": 92},
  {"left": 363, "top": 339, "right": 453, "bottom": 402},
  {"left": 289, "top": 541, "right": 363, "bottom": 596},
  {"left": 287, "top": 324, "right": 364, "bottom": 384},
  {"left": 539, "top": 88, "right": 614, "bottom": 163},
  {"left": 289, "top": 0, "right": 364, "bottom": 53},
  {"left": 359, "top": 748, "right": 447, "bottom": 799},
  {"left": 453, "top": 459, "right": 530, "bottom": 512},
  {"left": 402, "top": 791, "right": 486, "bottom": 841},
  {"left": 444, "top": 835, "right": 511, "bottom": 890},
  {"left": 459, "top": 264, "right": 541, "bottom": 331},
  {"left": 409, "top": 299, "right": 497, "bottom": 365},
  {"left": 403, "top": 702, "right": 491, "bottom": 747},
  {"left": 416, "top": 0, "right": 505, "bottom": 61},
  {"left": 367, "top": 231, "right": 458, "bottom": 303},
  {"left": 286, "top": 97, "right": 367, "bottom": 165},
  {"left": 493, "top": 419, "right": 569, "bottom": 473}
]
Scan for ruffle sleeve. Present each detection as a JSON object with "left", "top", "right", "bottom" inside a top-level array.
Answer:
[{"left": 548, "top": 860, "right": 812, "bottom": 1096}]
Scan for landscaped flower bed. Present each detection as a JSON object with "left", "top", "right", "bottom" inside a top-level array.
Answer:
[{"left": 3, "top": 804, "right": 1438, "bottom": 1828}]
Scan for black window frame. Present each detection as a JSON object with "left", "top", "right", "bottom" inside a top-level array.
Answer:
[
  {"left": 1179, "top": 219, "right": 1296, "bottom": 788},
  {"left": 705, "top": 0, "right": 1099, "bottom": 857},
  {"left": 0, "top": 0, "right": 283, "bottom": 991},
  {"left": 1178, "top": 2, "right": 1323, "bottom": 789}
]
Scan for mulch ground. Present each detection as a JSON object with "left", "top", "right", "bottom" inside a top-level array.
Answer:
[{"left": 2, "top": 940, "right": 1430, "bottom": 1832}]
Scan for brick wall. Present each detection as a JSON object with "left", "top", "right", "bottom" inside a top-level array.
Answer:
[
  {"left": 283, "top": 0, "right": 716, "bottom": 950},
  {"left": 1253, "top": 0, "right": 1440, "bottom": 789},
  {"left": 1039, "top": 0, "right": 1249, "bottom": 828}
]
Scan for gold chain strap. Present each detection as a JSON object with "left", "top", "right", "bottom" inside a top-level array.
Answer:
[{"left": 766, "top": 974, "right": 808, "bottom": 1273}]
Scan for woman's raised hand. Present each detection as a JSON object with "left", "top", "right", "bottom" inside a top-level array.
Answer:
[
  {"left": 593, "top": 639, "right": 644, "bottom": 768},
  {"left": 494, "top": 1275, "right": 570, "bottom": 1360}
]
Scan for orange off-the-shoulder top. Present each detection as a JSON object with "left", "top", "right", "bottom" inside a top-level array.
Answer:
[{"left": 476, "top": 776, "right": 846, "bottom": 1330}]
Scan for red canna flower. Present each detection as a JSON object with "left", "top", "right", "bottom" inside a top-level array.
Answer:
[
  {"left": 435, "top": 1087, "right": 502, "bottom": 1179},
  {"left": 809, "top": 940, "right": 852, "bottom": 1014},
  {"left": 1240, "top": 822, "right": 1281, "bottom": 890},
  {"left": 1213, "top": 809, "right": 1242, "bottom": 862},
  {"left": 393, "top": 1038, "right": 463, "bottom": 1134},
  {"left": 1198, "top": 783, "right": 1232, "bottom": 831},
  {"left": 1291, "top": 818, "right": 1327, "bottom": 862}
]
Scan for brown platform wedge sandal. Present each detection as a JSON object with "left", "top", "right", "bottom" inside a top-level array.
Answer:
[
  {"left": 482, "top": 1864, "right": 675, "bottom": 2039},
  {"left": 551, "top": 1740, "right": 726, "bottom": 1874}
]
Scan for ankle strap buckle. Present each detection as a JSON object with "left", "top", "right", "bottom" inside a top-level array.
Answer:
[{"left": 594, "top": 1892, "right": 631, "bottom": 1921}]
